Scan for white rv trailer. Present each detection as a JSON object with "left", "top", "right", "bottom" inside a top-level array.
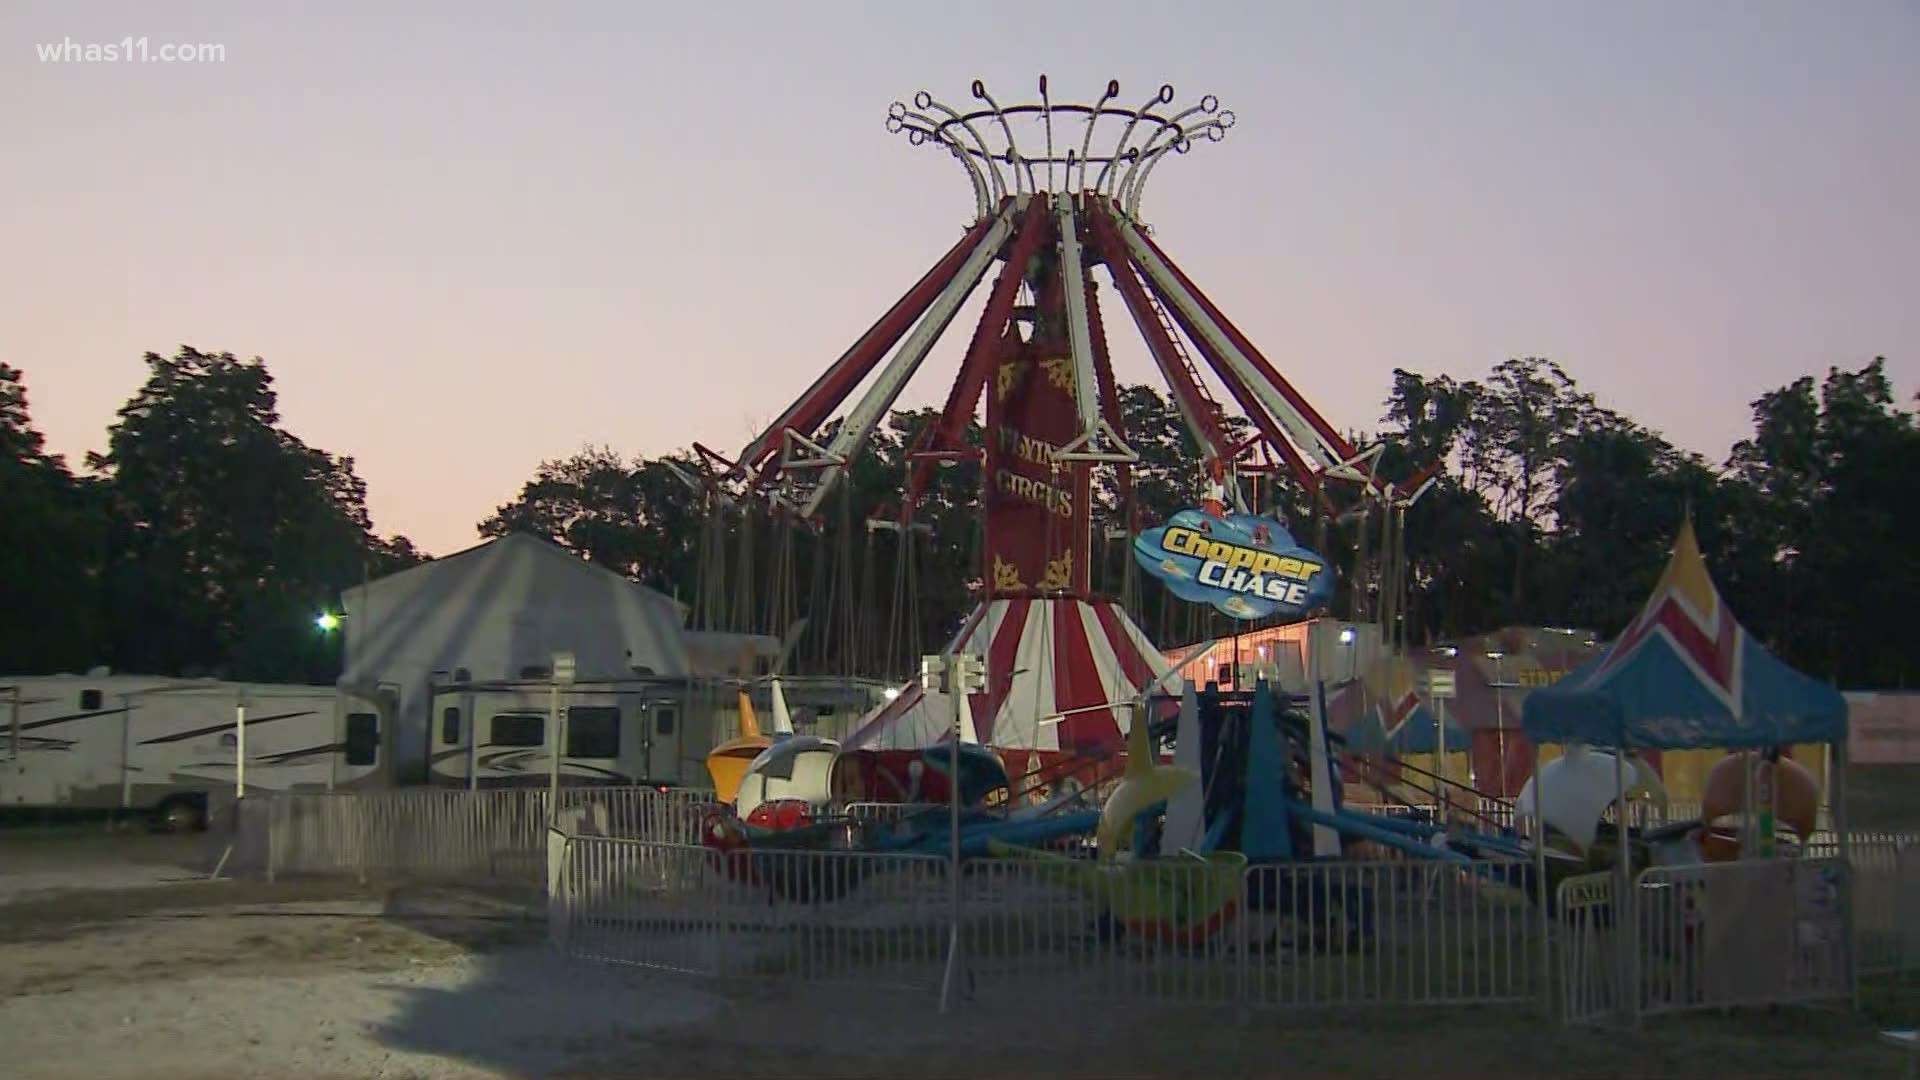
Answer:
[
  {"left": 1, "top": 674, "right": 393, "bottom": 829},
  {"left": 426, "top": 677, "right": 690, "bottom": 789},
  {"left": 424, "top": 674, "right": 894, "bottom": 790}
]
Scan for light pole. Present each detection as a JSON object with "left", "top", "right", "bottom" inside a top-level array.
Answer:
[
  {"left": 928, "top": 651, "right": 985, "bottom": 1015},
  {"left": 1487, "top": 650, "right": 1509, "bottom": 796},
  {"left": 548, "top": 652, "right": 576, "bottom": 828}
]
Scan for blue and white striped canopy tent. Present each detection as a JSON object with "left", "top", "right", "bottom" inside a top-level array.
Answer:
[
  {"left": 1522, "top": 520, "right": 1846, "bottom": 751},
  {"left": 1338, "top": 697, "right": 1470, "bottom": 755}
]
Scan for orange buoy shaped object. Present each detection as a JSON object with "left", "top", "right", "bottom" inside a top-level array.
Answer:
[{"left": 1699, "top": 751, "right": 1819, "bottom": 860}]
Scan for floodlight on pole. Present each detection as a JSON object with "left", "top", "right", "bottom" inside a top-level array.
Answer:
[{"left": 315, "top": 612, "right": 341, "bottom": 632}]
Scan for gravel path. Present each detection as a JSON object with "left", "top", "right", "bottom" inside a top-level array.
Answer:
[{"left": 2, "top": 947, "right": 721, "bottom": 1080}]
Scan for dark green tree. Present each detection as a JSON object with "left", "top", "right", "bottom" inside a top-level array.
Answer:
[
  {"left": 0, "top": 364, "right": 107, "bottom": 673},
  {"left": 478, "top": 445, "right": 702, "bottom": 595},
  {"left": 1435, "top": 358, "right": 1595, "bottom": 622},
  {"left": 1723, "top": 358, "right": 1917, "bottom": 685},
  {"left": 87, "top": 347, "right": 417, "bottom": 682},
  {"left": 1540, "top": 416, "right": 1722, "bottom": 632}
]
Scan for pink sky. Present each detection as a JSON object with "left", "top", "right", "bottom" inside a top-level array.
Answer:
[{"left": 3, "top": 2, "right": 1914, "bottom": 556}]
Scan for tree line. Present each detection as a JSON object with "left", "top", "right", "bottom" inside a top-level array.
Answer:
[
  {"left": 4, "top": 347, "right": 1913, "bottom": 689},
  {"left": 2, "top": 349, "right": 422, "bottom": 683}
]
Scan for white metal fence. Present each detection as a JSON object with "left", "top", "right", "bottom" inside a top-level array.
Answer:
[
  {"left": 555, "top": 837, "right": 949, "bottom": 986},
  {"left": 250, "top": 786, "right": 714, "bottom": 883},
  {"left": 1636, "top": 857, "right": 1851, "bottom": 1016},
  {"left": 1372, "top": 799, "right": 1706, "bottom": 834},
  {"left": 1555, "top": 856, "right": 1860, "bottom": 1025},
  {"left": 1555, "top": 872, "right": 1620, "bottom": 1024},
  {"left": 233, "top": 788, "right": 1917, "bottom": 1021},
  {"left": 1826, "top": 830, "right": 1918, "bottom": 974},
  {"left": 549, "top": 835, "right": 1546, "bottom": 1010}
]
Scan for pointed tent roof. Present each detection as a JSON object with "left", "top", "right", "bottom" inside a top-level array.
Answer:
[
  {"left": 1336, "top": 653, "right": 1466, "bottom": 753},
  {"left": 1521, "top": 520, "right": 1845, "bottom": 749},
  {"left": 1338, "top": 698, "right": 1471, "bottom": 755},
  {"left": 1326, "top": 655, "right": 1471, "bottom": 756}
]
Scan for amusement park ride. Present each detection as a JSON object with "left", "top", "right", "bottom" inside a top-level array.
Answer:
[
  {"left": 683, "top": 78, "right": 1838, "bottom": 944},
  {"left": 688, "top": 77, "right": 1425, "bottom": 752}
]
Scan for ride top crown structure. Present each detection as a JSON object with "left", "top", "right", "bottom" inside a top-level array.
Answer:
[{"left": 699, "top": 77, "right": 1423, "bottom": 751}]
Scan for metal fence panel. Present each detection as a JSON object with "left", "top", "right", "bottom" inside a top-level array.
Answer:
[
  {"left": 958, "top": 855, "right": 1244, "bottom": 1006},
  {"left": 1636, "top": 858, "right": 1850, "bottom": 1016},
  {"left": 1555, "top": 872, "right": 1618, "bottom": 1024},
  {"left": 549, "top": 842, "right": 1546, "bottom": 1011},
  {"left": 1817, "top": 831, "right": 1920, "bottom": 974},
  {"left": 239, "top": 789, "right": 1911, "bottom": 1021},
  {"left": 554, "top": 837, "right": 949, "bottom": 988},
  {"left": 557, "top": 786, "right": 715, "bottom": 845},
  {"left": 1242, "top": 859, "right": 1540, "bottom": 1009},
  {"left": 260, "top": 786, "right": 716, "bottom": 883}
]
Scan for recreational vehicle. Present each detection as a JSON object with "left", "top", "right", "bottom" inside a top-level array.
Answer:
[
  {"left": 423, "top": 674, "right": 894, "bottom": 790},
  {"left": 1, "top": 674, "right": 394, "bottom": 829},
  {"left": 426, "top": 678, "right": 694, "bottom": 788}
]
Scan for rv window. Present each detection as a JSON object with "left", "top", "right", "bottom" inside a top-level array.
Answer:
[
  {"left": 80, "top": 689, "right": 102, "bottom": 711},
  {"left": 441, "top": 706, "right": 461, "bottom": 745},
  {"left": 490, "top": 713, "right": 544, "bottom": 747},
  {"left": 655, "top": 709, "right": 675, "bottom": 737},
  {"left": 566, "top": 706, "right": 620, "bottom": 758},
  {"left": 345, "top": 713, "right": 379, "bottom": 766}
]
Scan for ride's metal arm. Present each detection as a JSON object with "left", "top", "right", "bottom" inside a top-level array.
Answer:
[
  {"left": 1109, "top": 205, "right": 1363, "bottom": 479},
  {"left": 1083, "top": 271, "right": 1132, "bottom": 501},
  {"left": 1054, "top": 194, "right": 1104, "bottom": 438},
  {"left": 1085, "top": 202, "right": 1231, "bottom": 464},
  {"left": 1122, "top": 234, "right": 1321, "bottom": 500},
  {"left": 733, "top": 209, "right": 1003, "bottom": 486},
  {"left": 906, "top": 194, "right": 1053, "bottom": 504},
  {"left": 795, "top": 203, "right": 1018, "bottom": 518}
]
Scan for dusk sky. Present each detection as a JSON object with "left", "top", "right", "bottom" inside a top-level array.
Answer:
[{"left": 4, "top": 2, "right": 1914, "bottom": 557}]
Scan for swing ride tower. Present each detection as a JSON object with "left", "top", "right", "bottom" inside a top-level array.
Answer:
[{"left": 702, "top": 78, "right": 1407, "bottom": 755}]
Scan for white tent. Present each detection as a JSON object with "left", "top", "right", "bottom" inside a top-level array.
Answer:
[{"left": 337, "top": 533, "right": 690, "bottom": 774}]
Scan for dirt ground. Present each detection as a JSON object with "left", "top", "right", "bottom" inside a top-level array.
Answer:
[{"left": 2, "top": 826, "right": 1916, "bottom": 1080}]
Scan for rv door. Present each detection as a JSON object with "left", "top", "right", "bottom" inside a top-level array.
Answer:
[{"left": 645, "top": 699, "right": 681, "bottom": 785}]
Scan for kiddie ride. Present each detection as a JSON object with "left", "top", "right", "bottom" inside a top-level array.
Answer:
[{"left": 699, "top": 678, "right": 1544, "bottom": 946}]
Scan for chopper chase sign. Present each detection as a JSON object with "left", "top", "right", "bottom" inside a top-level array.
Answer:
[{"left": 1134, "top": 509, "right": 1334, "bottom": 621}]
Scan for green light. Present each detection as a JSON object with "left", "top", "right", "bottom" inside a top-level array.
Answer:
[{"left": 315, "top": 613, "right": 340, "bottom": 632}]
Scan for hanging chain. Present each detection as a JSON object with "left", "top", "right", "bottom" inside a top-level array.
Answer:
[
  {"left": 804, "top": 517, "right": 831, "bottom": 674},
  {"left": 858, "top": 521, "right": 882, "bottom": 678},
  {"left": 730, "top": 509, "right": 757, "bottom": 633},
  {"left": 695, "top": 494, "right": 730, "bottom": 632},
  {"left": 835, "top": 485, "right": 857, "bottom": 679},
  {"left": 885, "top": 528, "right": 910, "bottom": 682}
]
